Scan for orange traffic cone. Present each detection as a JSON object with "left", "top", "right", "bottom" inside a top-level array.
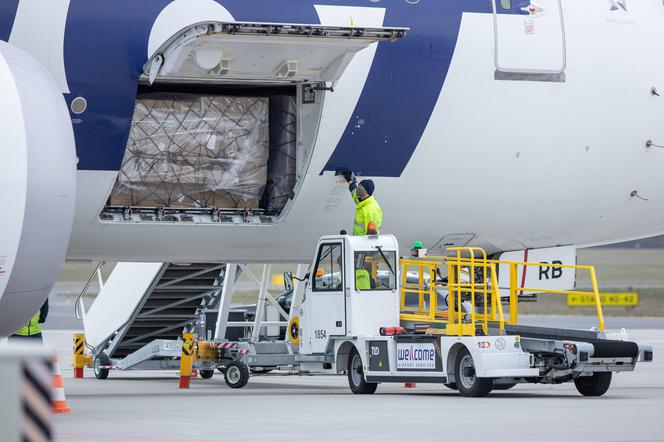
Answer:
[{"left": 51, "top": 356, "right": 71, "bottom": 413}]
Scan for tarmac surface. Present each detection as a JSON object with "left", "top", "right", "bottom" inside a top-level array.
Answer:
[{"left": 39, "top": 320, "right": 664, "bottom": 442}]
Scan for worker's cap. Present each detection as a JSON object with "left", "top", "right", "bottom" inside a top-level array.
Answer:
[{"left": 359, "top": 179, "right": 375, "bottom": 196}]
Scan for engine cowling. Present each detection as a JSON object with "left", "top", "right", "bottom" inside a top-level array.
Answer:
[{"left": 0, "top": 41, "right": 76, "bottom": 336}]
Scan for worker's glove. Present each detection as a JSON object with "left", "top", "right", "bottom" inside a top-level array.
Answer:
[{"left": 343, "top": 171, "right": 357, "bottom": 192}]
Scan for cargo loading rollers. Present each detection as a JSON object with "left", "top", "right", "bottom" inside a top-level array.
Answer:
[{"left": 76, "top": 234, "right": 653, "bottom": 397}]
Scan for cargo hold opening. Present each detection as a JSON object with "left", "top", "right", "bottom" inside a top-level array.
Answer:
[
  {"left": 102, "top": 82, "right": 304, "bottom": 223},
  {"left": 98, "top": 21, "right": 407, "bottom": 224}
]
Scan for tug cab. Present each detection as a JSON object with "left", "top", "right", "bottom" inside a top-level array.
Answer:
[
  {"left": 293, "top": 234, "right": 653, "bottom": 397},
  {"left": 299, "top": 234, "right": 400, "bottom": 355}
]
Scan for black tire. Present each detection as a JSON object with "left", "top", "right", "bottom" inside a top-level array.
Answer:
[
  {"left": 93, "top": 353, "right": 110, "bottom": 380},
  {"left": 199, "top": 369, "right": 214, "bottom": 379},
  {"left": 574, "top": 372, "right": 612, "bottom": 397},
  {"left": 454, "top": 347, "right": 493, "bottom": 397},
  {"left": 224, "top": 361, "right": 250, "bottom": 389},
  {"left": 493, "top": 383, "right": 517, "bottom": 391},
  {"left": 347, "top": 347, "right": 377, "bottom": 394},
  {"left": 443, "top": 383, "right": 458, "bottom": 391}
]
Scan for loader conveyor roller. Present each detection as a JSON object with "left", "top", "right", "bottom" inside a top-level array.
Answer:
[{"left": 502, "top": 324, "right": 639, "bottom": 358}]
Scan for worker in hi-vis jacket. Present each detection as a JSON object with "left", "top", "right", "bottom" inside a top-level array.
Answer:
[
  {"left": 344, "top": 173, "right": 382, "bottom": 236},
  {"left": 11, "top": 299, "right": 49, "bottom": 342}
]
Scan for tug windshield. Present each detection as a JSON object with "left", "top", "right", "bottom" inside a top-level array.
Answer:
[{"left": 354, "top": 250, "right": 397, "bottom": 291}]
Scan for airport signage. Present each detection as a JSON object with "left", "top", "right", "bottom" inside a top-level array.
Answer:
[
  {"left": 396, "top": 343, "right": 436, "bottom": 370},
  {"left": 567, "top": 292, "right": 638, "bottom": 307}
]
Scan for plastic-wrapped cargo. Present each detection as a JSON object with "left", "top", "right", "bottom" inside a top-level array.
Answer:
[
  {"left": 109, "top": 93, "right": 269, "bottom": 209},
  {"left": 263, "top": 96, "right": 297, "bottom": 213}
]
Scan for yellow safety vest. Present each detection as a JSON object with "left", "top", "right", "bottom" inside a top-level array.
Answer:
[
  {"left": 355, "top": 269, "right": 371, "bottom": 290},
  {"left": 352, "top": 193, "right": 382, "bottom": 236},
  {"left": 16, "top": 311, "right": 42, "bottom": 336}
]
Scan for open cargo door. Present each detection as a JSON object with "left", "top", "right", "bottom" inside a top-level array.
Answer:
[
  {"left": 102, "top": 21, "right": 406, "bottom": 224},
  {"left": 144, "top": 21, "right": 408, "bottom": 85}
]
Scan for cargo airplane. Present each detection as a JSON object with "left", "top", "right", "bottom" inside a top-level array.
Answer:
[{"left": 1, "top": 0, "right": 663, "bottom": 334}]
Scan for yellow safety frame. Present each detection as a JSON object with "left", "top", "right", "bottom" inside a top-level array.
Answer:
[{"left": 399, "top": 247, "right": 605, "bottom": 336}]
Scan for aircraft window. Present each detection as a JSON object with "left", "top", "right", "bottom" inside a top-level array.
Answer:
[
  {"left": 354, "top": 250, "right": 397, "bottom": 291},
  {"left": 500, "top": 0, "right": 511, "bottom": 9},
  {"left": 312, "top": 243, "right": 343, "bottom": 292}
]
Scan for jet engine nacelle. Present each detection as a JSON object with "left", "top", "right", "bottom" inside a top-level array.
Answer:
[{"left": 0, "top": 41, "right": 76, "bottom": 336}]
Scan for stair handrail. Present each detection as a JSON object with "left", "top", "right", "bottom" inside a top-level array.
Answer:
[{"left": 75, "top": 261, "right": 105, "bottom": 320}]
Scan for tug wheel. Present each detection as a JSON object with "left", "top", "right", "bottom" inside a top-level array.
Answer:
[
  {"left": 574, "top": 372, "right": 612, "bottom": 397},
  {"left": 455, "top": 347, "right": 493, "bottom": 397},
  {"left": 93, "top": 353, "right": 110, "bottom": 380},
  {"left": 347, "top": 347, "right": 377, "bottom": 394},
  {"left": 224, "top": 361, "right": 249, "bottom": 389},
  {"left": 199, "top": 369, "right": 214, "bottom": 379},
  {"left": 287, "top": 316, "right": 300, "bottom": 346}
]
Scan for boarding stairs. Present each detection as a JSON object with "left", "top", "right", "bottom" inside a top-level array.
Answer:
[{"left": 81, "top": 263, "right": 227, "bottom": 361}]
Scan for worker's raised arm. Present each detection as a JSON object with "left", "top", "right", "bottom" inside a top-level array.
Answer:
[
  {"left": 349, "top": 181, "right": 360, "bottom": 205},
  {"left": 345, "top": 171, "right": 360, "bottom": 205}
]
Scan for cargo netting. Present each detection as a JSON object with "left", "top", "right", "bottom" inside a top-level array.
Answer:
[
  {"left": 109, "top": 93, "right": 269, "bottom": 209},
  {"left": 264, "top": 96, "right": 297, "bottom": 213}
]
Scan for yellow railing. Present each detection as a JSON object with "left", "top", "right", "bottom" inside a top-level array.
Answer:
[
  {"left": 399, "top": 248, "right": 605, "bottom": 335},
  {"left": 446, "top": 247, "right": 505, "bottom": 336}
]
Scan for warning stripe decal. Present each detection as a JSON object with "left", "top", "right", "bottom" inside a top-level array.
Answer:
[
  {"left": 22, "top": 365, "right": 51, "bottom": 403},
  {"left": 21, "top": 359, "right": 53, "bottom": 442},
  {"left": 23, "top": 401, "right": 52, "bottom": 440},
  {"left": 211, "top": 342, "right": 237, "bottom": 349}
]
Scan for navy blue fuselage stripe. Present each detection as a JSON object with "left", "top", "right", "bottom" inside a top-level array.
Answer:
[
  {"left": 1, "top": 1, "right": 497, "bottom": 174},
  {"left": 0, "top": 0, "right": 20, "bottom": 42},
  {"left": 322, "top": 1, "right": 491, "bottom": 177},
  {"left": 202, "top": 1, "right": 491, "bottom": 178},
  {"left": 64, "top": 0, "right": 171, "bottom": 171},
  {"left": 204, "top": 1, "right": 493, "bottom": 177}
]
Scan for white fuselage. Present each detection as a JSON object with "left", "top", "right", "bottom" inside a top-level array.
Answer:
[
  {"left": 6, "top": 1, "right": 664, "bottom": 263},
  {"left": 66, "top": 4, "right": 664, "bottom": 262}
]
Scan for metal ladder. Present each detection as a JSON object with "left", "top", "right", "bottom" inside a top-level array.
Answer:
[{"left": 103, "top": 263, "right": 227, "bottom": 359}]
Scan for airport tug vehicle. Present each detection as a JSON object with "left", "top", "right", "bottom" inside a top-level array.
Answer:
[{"left": 217, "top": 234, "right": 653, "bottom": 397}]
